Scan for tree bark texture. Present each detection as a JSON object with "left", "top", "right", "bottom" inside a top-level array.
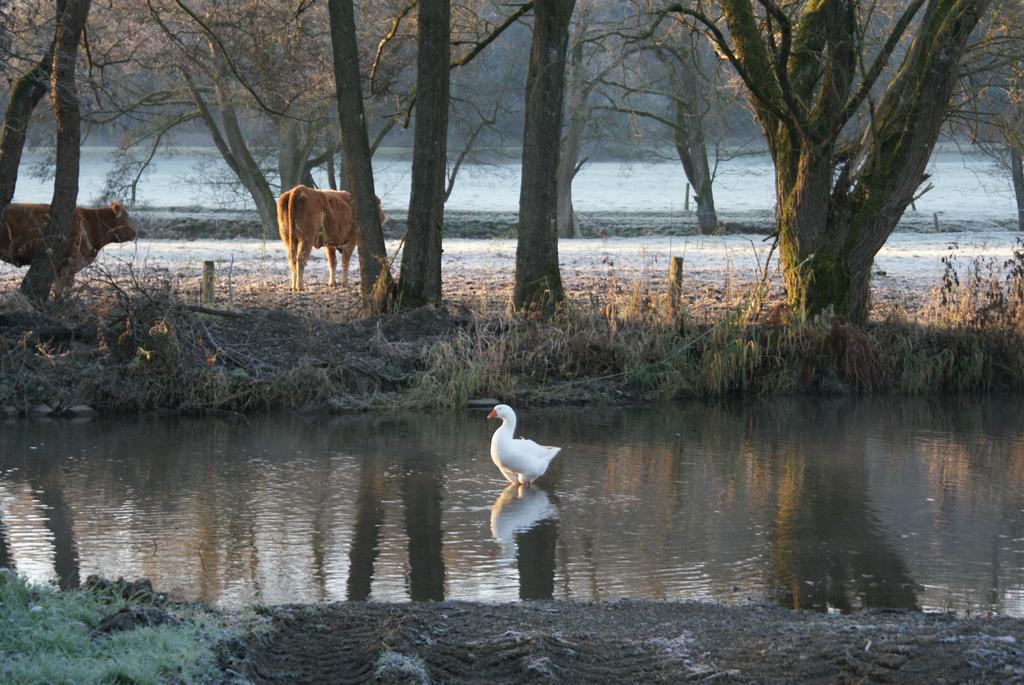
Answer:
[
  {"left": 670, "top": 87, "right": 716, "bottom": 234},
  {"left": 1011, "top": 146, "right": 1024, "bottom": 232},
  {"left": 0, "top": 54, "right": 52, "bottom": 210},
  {"left": 662, "top": 43, "right": 717, "bottom": 234},
  {"left": 20, "top": 0, "right": 91, "bottom": 304},
  {"left": 398, "top": 0, "right": 451, "bottom": 307},
  {"left": 514, "top": 0, "right": 575, "bottom": 311},
  {"left": 712, "top": 0, "right": 990, "bottom": 322},
  {"left": 556, "top": 23, "right": 586, "bottom": 239},
  {"left": 183, "top": 67, "right": 278, "bottom": 238},
  {"left": 0, "top": 1, "right": 63, "bottom": 220},
  {"left": 329, "top": 0, "right": 392, "bottom": 311},
  {"left": 278, "top": 119, "right": 317, "bottom": 193}
]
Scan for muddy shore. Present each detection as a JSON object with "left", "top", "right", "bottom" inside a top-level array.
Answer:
[{"left": 223, "top": 599, "right": 1024, "bottom": 683}]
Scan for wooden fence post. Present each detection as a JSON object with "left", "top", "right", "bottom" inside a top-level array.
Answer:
[
  {"left": 668, "top": 256, "right": 684, "bottom": 313},
  {"left": 201, "top": 260, "right": 216, "bottom": 306}
]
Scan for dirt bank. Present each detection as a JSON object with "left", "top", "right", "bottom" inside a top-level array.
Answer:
[{"left": 225, "top": 600, "right": 1024, "bottom": 683}]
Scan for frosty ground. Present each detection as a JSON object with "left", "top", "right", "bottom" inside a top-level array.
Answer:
[{"left": 2, "top": 229, "right": 1017, "bottom": 322}]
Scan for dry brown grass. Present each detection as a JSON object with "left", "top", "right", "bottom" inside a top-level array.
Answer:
[{"left": 3, "top": 241, "right": 1024, "bottom": 415}]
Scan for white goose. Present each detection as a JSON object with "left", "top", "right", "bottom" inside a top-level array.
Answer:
[{"left": 486, "top": 404, "right": 561, "bottom": 485}]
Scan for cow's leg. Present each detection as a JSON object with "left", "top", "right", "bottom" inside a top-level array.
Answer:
[
  {"left": 325, "top": 246, "right": 337, "bottom": 287},
  {"left": 287, "top": 241, "right": 299, "bottom": 291},
  {"left": 296, "top": 242, "right": 312, "bottom": 291},
  {"left": 342, "top": 244, "right": 355, "bottom": 287}
]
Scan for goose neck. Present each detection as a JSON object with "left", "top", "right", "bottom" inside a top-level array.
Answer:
[{"left": 496, "top": 414, "right": 516, "bottom": 439}]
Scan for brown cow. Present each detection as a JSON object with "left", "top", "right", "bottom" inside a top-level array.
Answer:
[
  {"left": 0, "top": 202, "right": 137, "bottom": 294},
  {"left": 276, "top": 185, "right": 387, "bottom": 292}
]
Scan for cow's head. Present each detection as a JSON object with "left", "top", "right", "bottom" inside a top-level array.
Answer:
[
  {"left": 103, "top": 202, "right": 137, "bottom": 244},
  {"left": 375, "top": 195, "right": 388, "bottom": 226}
]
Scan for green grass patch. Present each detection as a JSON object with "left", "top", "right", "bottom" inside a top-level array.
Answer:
[{"left": 0, "top": 571, "right": 229, "bottom": 685}]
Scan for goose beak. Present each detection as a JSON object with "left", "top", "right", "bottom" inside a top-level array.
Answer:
[{"left": 486, "top": 409, "right": 497, "bottom": 419}]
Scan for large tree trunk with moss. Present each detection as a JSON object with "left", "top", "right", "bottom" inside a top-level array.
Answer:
[
  {"left": 398, "top": 0, "right": 450, "bottom": 307},
  {"left": 514, "top": 0, "right": 575, "bottom": 311},
  {"left": 20, "top": 0, "right": 91, "bottom": 304},
  {"left": 328, "top": 0, "right": 392, "bottom": 312},
  {"left": 686, "top": 0, "right": 990, "bottom": 322}
]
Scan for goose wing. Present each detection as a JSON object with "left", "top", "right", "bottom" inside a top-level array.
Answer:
[{"left": 500, "top": 437, "right": 561, "bottom": 476}]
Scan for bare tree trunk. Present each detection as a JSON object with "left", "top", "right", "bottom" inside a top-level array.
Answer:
[
  {"left": 556, "top": 26, "right": 586, "bottom": 239},
  {"left": 655, "top": 40, "right": 717, "bottom": 234},
  {"left": 0, "top": 2, "right": 62, "bottom": 220},
  {"left": 20, "top": 0, "right": 91, "bottom": 304},
  {"left": 328, "top": 0, "right": 392, "bottom": 312},
  {"left": 183, "top": 69, "right": 278, "bottom": 238},
  {"left": 0, "top": 55, "right": 52, "bottom": 210},
  {"left": 278, "top": 119, "right": 317, "bottom": 192},
  {"left": 514, "top": 0, "right": 575, "bottom": 311},
  {"left": 1011, "top": 145, "right": 1024, "bottom": 232},
  {"left": 398, "top": 0, "right": 450, "bottom": 307},
  {"left": 668, "top": 68, "right": 716, "bottom": 233},
  {"left": 210, "top": 76, "right": 278, "bottom": 235},
  {"left": 326, "top": 150, "right": 338, "bottom": 190},
  {"left": 555, "top": 152, "right": 580, "bottom": 238},
  {"left": 671, "top": 96, "right": 716, "bottom": 234}
]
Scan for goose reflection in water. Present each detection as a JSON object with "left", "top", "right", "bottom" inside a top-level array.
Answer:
[{"left": 489, "top": 483, "right": 557, "bottom": 563}]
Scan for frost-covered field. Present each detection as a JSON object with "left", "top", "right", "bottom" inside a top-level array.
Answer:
[
  {"left": 81, "top": 231, "right": 1012, "bottom": 289},
  {"left": 2, "top": 231, "right": 1014, "bottom": 320}
]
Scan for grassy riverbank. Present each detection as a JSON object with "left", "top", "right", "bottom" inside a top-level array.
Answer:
[
  {"left": 2, "top": 237, "right": 1024, "bottom": 415},
  {"left": 3, "top": 247, "right": 1024, "bottom": 415}
]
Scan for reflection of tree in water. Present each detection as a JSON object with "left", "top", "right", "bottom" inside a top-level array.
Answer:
[
  {"left": 345, "top": 414, "right": 452, "bottom": 601},
  {"left": 0, "top": 513, "right": 13, "bottom": 571},
  {"left": 517, "top": 518, "right": 557, "bottom": 600},
  {"left": 402, "top": 452, "right": 445, "bottom": 601},
  {"left": 15, "top": 455, "right": 80, "bottom": 589},
  {"left": 346, "top": 452, "right": 385, "bottom": 601},
  {"left": 766, "top": 401, "right": 918, "bottom": 612}
]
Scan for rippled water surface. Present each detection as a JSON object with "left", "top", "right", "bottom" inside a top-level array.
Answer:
[{"left": 2, "top": 398, "right": 1023, "bottom": 614}]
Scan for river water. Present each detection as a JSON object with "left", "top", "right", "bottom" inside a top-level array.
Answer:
[{"left": 1, "top": 398, "right": 1023, "bottom": 614}]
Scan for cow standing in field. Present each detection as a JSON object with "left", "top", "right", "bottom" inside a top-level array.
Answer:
[
  {"left": 0, "top": 202, "right": 137, "bottom": 295},
  {"left": 276, "top": 184, "right": 387, "bottom": 292}
]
